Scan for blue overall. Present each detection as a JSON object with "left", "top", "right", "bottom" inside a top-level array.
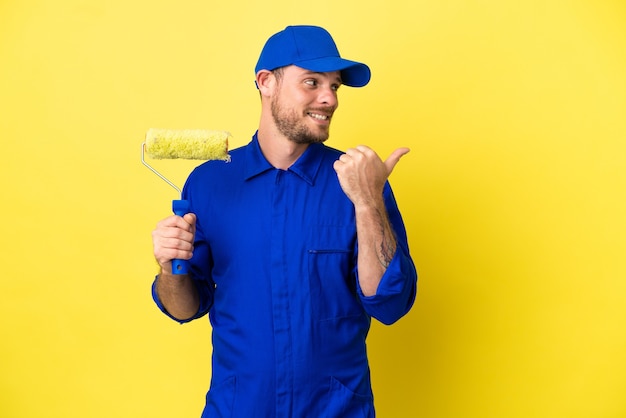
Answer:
[{"left": 152, "top": 133, "right": 417, "bottom": 417}]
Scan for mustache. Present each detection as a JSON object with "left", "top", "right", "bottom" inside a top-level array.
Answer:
[{"left": 306, "top": 106, "right": 336, "bottom": 115}]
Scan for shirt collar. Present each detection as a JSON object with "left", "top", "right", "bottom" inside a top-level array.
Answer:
[
  {"left": 243, "top": 132, "right": 274, "bottom": 180},
  {"left": 244, "top": 132, "right": 324, "bottom": 186}
]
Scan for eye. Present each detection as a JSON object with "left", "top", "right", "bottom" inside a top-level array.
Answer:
[
  {"left": 304, "top": 79, "right": 318, "bottom": 87},
  {"left": 331, "top": 83, "right": 341, "bottom": 92}
]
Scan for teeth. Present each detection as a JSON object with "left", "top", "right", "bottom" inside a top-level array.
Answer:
[{"left": 309, "top": 113, "right": 329, "bottom": 120}]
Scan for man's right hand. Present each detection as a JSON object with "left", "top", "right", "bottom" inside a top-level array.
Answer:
[{"left": 152, "top": 213, "right": 197, "bottom": 274}]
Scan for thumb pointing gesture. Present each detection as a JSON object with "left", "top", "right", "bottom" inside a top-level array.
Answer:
[
  {"left": 384, "top": 147, "right": 411, "bottom": 175},
  {"left": 334, "top": 145, "right": 411, "bottom": 206}
]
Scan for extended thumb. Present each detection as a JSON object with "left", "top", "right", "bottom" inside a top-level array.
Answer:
[{"left": 384, "top": 147, "right": 410, "bottom": 173}]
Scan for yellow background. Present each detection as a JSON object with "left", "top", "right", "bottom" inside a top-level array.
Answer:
[{"left": 1, "top": 0, "right": 625, "bottom": 417}]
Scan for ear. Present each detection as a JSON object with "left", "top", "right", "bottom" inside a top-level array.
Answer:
[{"left": 256, "top": 70, "right": 274, "bottom": 96}]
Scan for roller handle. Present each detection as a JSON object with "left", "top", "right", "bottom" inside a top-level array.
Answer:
[{"left": 172, "top": 199, "right": 191, "bottom": 275}]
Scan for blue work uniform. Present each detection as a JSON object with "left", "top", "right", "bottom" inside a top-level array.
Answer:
[{"left": 152, "top": 133, "right": 417, "bottom": 417}]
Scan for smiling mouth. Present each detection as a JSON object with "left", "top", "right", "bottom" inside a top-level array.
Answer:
[{"left": 307, "top": 112, "right": 330, "bottom": 121}]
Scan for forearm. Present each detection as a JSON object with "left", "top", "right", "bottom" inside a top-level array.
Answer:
[
  {"left": 333, "top": 145, "right": 410, "bottom": 296},
  {"left": 355, "top": 200, "right": 397, "bottom": 296},
  {"left": 155, "top": 271, "right": 200, "bottom": 321}
]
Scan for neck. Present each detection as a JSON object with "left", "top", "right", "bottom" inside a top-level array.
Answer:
[
  {"left": 257, "top": 108, "right": 310, "bottom": 169},
  {"left": 257, "top": 129, "right": 309, "bottom": 170}
]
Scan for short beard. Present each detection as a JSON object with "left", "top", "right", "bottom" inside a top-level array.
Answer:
[{"left": 271, "top": 96, "right": 331, "bottom": 145}]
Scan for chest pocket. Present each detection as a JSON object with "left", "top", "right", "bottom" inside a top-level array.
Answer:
[{"left": 308, "top": 225, "right": 362, "bottom": 321}]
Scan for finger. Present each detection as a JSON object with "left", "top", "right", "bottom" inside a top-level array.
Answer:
[
  {"left": 156, "top": 235, "right": 194, "bottom": 251},
  {"left": 182, "top": 213, "right": 197, "bottom": 232},
  {"left": 338, "top": 153, "right": 351, "bottom": 163},
  {"left": 153, "top": 233, "right": 194, "bottom": 267},
  {"left": 154, "top": 227, "right": 194, "bottom": 249},
  {"left": 345, "top": 146, "right": 372, "bottom": 159},
  {"left": 384, "top": 147, "right": 410, "bottom": 174},
  {"left": 354, "top": 145, "right": 373, "bottom": 155},
  {"left": 159, "top": 214, "right": 195, "bottom": 232},
  {"left": 154, "top": 218, "right": 195, "bottom": 242},
  {"left": 154, "top": 226, "right": 194, "bottom": 242}
]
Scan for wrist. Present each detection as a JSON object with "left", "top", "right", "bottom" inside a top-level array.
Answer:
[{"left": 354, "top": 198, "right": 386, "bottom": 215}]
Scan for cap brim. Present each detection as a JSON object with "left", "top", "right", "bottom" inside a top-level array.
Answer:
[{"left": 295, "top": 57, "right": 371, "bottom": 87}]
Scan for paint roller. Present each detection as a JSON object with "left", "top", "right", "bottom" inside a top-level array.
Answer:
[{"left": 142, "top": 128, "right": 231, "bottom": 275}]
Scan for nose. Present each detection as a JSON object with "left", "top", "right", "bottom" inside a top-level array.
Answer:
[{"left": 318, "top": 85, "right": 338, "bottom": 108}]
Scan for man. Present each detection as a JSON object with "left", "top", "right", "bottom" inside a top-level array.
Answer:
[{"left": 151, "top": 25, "right": 417, "bottom": 417}]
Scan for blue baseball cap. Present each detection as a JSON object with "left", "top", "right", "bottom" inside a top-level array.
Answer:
[{"left": 255, "top": 25, "right": 371, "bottom": 88}]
